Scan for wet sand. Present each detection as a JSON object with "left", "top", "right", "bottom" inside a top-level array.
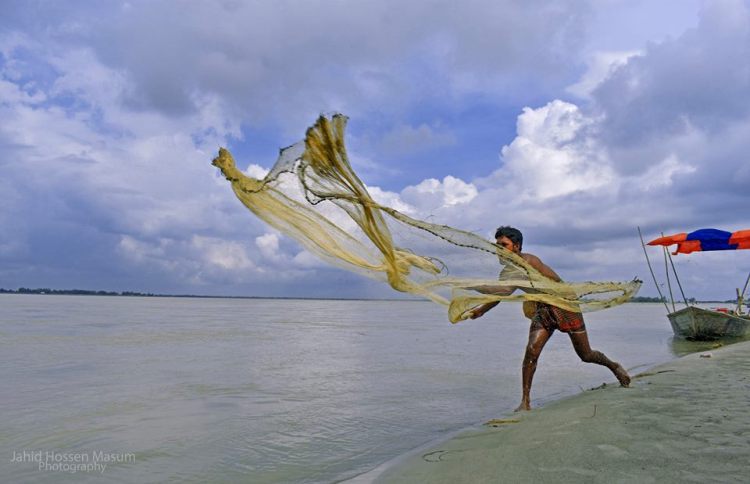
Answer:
[{"left": 376, "top": 340, "right": 750, "bottom": 483}]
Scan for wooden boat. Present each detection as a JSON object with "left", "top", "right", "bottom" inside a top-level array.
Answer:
[
  {"left": 667, "top": 306, "right": 750, "bottom": 340},
  {"left": 640, "top": 227, "right": 750, "bottom": 341}
]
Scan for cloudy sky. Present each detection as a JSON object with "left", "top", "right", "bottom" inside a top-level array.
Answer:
[{"left": 2, "top": 0, "right": 748, "bottom": 300}]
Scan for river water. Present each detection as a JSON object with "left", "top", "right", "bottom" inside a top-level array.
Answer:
[{"left": 1, "top": 295, "right": 712, "bottom": 483}]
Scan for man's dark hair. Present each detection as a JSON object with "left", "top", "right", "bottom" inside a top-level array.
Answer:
[{"left": 495, "top": 226, "right": 523, "bottom": 250}]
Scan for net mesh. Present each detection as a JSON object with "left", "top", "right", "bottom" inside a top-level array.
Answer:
[{"left": 212, "top": 114, "right": 641, "bottom": 323}]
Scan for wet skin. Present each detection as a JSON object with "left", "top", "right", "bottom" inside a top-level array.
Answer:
[
  {"left": 472, "top": 235, "right": 631, "bottom": 411},
  {"left": 515, "top": 327, "right": 631, "bottom": 412}
]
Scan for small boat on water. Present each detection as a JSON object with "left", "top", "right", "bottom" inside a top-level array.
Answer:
[
  {"left": 667, "top": 306, "right": 750, "bottom": 340},
  {"left": 642, "top": 228, "right": 750, "bottom": 341}
]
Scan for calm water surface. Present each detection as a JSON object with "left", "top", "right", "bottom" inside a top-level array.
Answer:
[{"left": 1, "top": 295, "right": 716, "bottom": 483}]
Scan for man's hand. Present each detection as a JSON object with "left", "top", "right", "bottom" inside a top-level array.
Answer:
[
  {"left": 468, "top": 301, "right": 501, "bottom": 319},
  {"left": 468, "top": 307, "right": 485, "bottom": 319},
  {"left": 469, "top": 304, "right": 490, "bottom": 319}
]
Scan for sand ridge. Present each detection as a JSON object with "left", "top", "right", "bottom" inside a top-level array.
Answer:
[{"left": 377, "top": 341, "right": 750, "bottom": 483}]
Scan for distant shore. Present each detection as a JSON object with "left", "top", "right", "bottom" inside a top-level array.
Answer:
[
  {"left": 0, "top": 288, "right": 737, "bottom": 304},
  {"left": 373, "top": 340, "right": 750, "bottom": 483},
  {"left": 0, "top": 288, "right": 422, "bottom": 302}
]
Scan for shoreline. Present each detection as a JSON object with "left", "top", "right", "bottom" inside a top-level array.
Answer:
[
  {"left": 366, "top": 340, "right": 750, "bottom": 483},
  {"left": 0, "top": 292, "right": 427, "bottom": 302},
  {"left": 1, "top": 292, "right": 736, "bottom": 305}
]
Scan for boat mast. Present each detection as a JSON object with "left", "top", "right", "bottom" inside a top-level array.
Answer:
[
  {"left": 737, "top": 271, "right": 750, "bottom": 315},
  {"left": 662, "top": 244, "right": 677, "bottom": 312},
  {"left": 665, "top": 246, "right": 690, "bottom": 308},
  {"left": 638, "top": 227, "right": 671, "bottom": 313}
]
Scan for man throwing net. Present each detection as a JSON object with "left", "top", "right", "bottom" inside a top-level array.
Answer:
[{"left": 470, "top": 226, "right": 631, "bottom": 411}]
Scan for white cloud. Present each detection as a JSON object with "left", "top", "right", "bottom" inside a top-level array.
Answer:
[
  {"left": 255, "top": 232, "right": 281, "bottom": 260},
  {"left": 192, "top": 235, "right": 255, "bottom": 271},
  {"left": 366, "top": 185, "right": 416, "bottom": 215},
  {"left": 0, "top": 78, "right": 46, "bottom": 104},
  {"left": 117, "top": 235, "right": 175, "bottom": 270},
  {"left": 292, "top": 250, "right": 327, "bottom": 268},
  {"left": 566, "top": 50, "right": 641, "bottom": 99},
  {"left": 497, "top": 100, "right": 614, "bottom": 200},
  {"left": 401, "top": 176, "right": 477, "bottom": 210},
  {"left": 631, "top": 154, "right": 696, "bottom": 191},
  {"left": 245, "top": 164, "right": 269, "bottom": 179},
  {"left": 118, "top": 234, "right": 256, "bottom": 274}
]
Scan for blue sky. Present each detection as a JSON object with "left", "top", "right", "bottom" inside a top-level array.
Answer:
[{"left": 1, "top": 0, "right": 749, "bottom": 300}]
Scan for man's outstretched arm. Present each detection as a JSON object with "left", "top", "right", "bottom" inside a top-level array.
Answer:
[
  {"left": 468, "top": 284, "right": 515, "bottom": 319},
  {"left": 469, "top": 253, "right": 562, "bottom": 319}
]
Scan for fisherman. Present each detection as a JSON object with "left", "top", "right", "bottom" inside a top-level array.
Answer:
[{"left": 469, "top": 226, "right": 631, "bottom": 411}]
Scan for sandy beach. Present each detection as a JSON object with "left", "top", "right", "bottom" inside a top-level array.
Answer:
[{"left": 376, "top": 340, "right": 750, "bottom": 483}]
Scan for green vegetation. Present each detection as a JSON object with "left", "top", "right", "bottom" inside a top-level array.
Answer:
[
  {"left": 630, "top": 296, "right": 668, "bottom": 303},
  {"left": 0, "top": 287, "right": 418, "bottom": 301},
  {"left": 0, "top": 287, "right": 159, "bottom": 297}
]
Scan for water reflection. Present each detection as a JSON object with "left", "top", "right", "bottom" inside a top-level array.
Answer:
[{"left": 669, "top": 336, "right": 747, "bottom": 356}]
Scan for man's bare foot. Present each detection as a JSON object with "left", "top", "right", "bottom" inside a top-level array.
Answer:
[
  {"left": 614, "top": 364, "right": 631, "bottom": 387},
  {"left": 514, "top": 401, "right": 531, "bottom": 412}
]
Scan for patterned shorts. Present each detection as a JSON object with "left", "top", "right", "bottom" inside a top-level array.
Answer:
[{"left": 530, "top": 303, "right": 586, "bottom": 334}]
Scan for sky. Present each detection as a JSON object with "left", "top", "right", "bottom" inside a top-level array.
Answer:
[{"left": 1, "top": 0, "right": 749, "bottom": 300}]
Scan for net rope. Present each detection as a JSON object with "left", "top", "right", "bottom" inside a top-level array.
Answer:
[{"left": 212, "top": 114, "right": 641, "bottom": 323}]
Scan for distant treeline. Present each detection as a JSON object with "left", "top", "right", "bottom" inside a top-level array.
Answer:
[
  {"left": 0, "top": 288, "right": 413, "bottom": 301},
  {"left": 1, "top": 288, "right": 164, "bottom": 297},
  {"left": 0, "top": 288, "right": 739, "bottom": 303},
  {"left": 629, "top": 296, "right": 665, "bottom": 303},
  {"left": 630, "top": 295, "right": 741, "bottom": 304}
]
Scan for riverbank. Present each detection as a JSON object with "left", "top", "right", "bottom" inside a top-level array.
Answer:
[{"left": 376, "top": 340, "right": 750, "bottom": 483}]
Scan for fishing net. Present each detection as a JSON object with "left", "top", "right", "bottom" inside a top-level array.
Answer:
[{"left": 212, "top": 114, "right": 640, "bottom": 323}]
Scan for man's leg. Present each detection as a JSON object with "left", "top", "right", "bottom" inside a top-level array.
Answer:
[
  {"left": 568, "top": 331, "right": 630, "bottom": 387},
  {"left": 516, "top": 328, "right": 552, "bottom": 411}
]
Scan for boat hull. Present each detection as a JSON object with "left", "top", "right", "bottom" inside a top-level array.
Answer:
[{"left": 668, "top": 306, "right": 750, "bottom": 340}]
